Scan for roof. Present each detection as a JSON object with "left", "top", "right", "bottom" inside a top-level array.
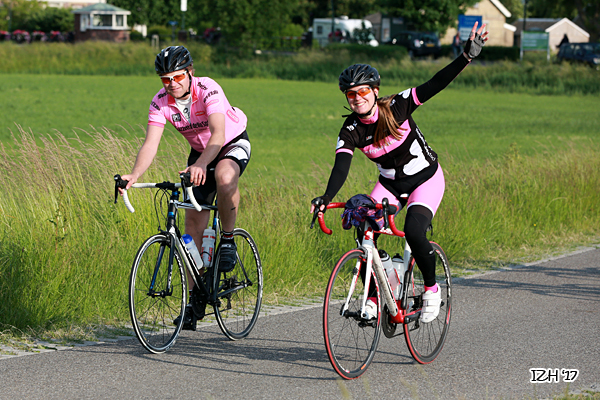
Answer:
[
  {"left": 489, "top": 0, "right": 511, "bottom": 18},
  {"left": 72, "top": 3, "right": 130, "bottom": 14},
  {"left": 513, "top": 18, "right": 589, "bottom": 37}
]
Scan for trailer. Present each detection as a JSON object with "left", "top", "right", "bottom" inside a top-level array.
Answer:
[{"left": 312, "top": 16, "right": 378, "bottom": 47}]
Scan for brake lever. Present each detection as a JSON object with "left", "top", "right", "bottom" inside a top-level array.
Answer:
[
  {"left": 382, "top": 197, "right": 390, "bottom": 229},
  {"left": 113, "top": 174, "right": 128, "bottom": 204},
  {"left": 310, "top": 198, "right": 324, "bottom": 229},
  {"left": 179, "top": 171, "right": 193, "bottom": 187}
]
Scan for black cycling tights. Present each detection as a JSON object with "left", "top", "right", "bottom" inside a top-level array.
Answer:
[{"left": 404, "top": 205, "right": 436, "bottom": 288}]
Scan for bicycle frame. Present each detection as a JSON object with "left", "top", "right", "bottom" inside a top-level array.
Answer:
[
  {"left": 115, "top": 175, "right": 222, "bottom": 305},
  {"left": 317, "top": 200, "right": 421, "bottom": 324}
]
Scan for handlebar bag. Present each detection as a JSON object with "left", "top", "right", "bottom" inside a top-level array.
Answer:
[{"left": 341, "top": 194, "right": 385, "bottom": 231}]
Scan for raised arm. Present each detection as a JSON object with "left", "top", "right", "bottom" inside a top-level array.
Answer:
[{"left": 415, "top": 22, "right": 488, "bottom": 104}]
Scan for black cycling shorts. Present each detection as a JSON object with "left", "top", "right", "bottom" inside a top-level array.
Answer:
[{"left": 184, "top": 130, "right": 251, "bottom": 206}]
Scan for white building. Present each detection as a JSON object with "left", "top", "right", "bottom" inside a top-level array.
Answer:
[
  {"left": 30, "top": 0, "right": 106, "bottom": 9},
  {"left": 512, "top": 18, "right": 590, "bottom": 51}
]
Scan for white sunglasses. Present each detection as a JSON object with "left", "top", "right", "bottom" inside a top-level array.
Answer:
[{"left": 160, "top": 70, "right": 187, "bottom": 84}]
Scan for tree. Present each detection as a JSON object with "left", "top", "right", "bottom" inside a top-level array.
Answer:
[
  {"left": 378, "top": 0, "right": 478, "bottom": 34},
  {"left": 197, "top": 0, "right": 298, "bottom": 47},
  {"left": 527, "top": 0, "right": 600, "bottom": 41},
  {"left": 501, "top": 0, "right": 524, "bottom": 24},
  {"left": 111, "top": 0, "right": 181, "bottom": 27},
  {"left": 0, "top": 0, "right": 44, "bottom": 31},
  {"left": 293, "top": 0, "right": 377, "bottom": 27},
  {"left": 24, "top": 7, "right": 73, "bottom": 32}
]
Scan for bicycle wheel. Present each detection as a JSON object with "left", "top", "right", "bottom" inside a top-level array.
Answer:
[
  {"left": 214, "top": 228, "right": 263, "bottom": 340},
  {"left": 403, "top": 241, "right": 452, "bottom": 363},
  {"left": 323, "top": 249, "right": 381, "bottom": 380},
  {"left": 129, "top": 234, "right": 187, "bottom": 354}
]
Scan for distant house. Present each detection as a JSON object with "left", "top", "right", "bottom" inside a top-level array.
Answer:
[
  {"left": 41, "top": 0, "right": 106, "bottom": 9},
  {"left": 367, "top": 0, "right": 515, "bottom": 47},
  {"left": 72, "top": 3, "right": 131, "bottom": 42},
  {"left": 512, "top": 18, "right": 589, "bottom": 51},
  {"left": 440, "top": 0, "right": 515, "bottom": 47}
]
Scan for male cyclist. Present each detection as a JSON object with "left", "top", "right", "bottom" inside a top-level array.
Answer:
[{"left": 120, "top": 46, "right": 251, "bottom": 330}]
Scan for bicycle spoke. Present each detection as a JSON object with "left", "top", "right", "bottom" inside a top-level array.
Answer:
[
  {"left": 403, "top": 242, "right": 452, "bottom": 363},
  {"left": 324, "top": 249, "right": 381, "bottom": 379},
  {"left": 214, "top": 229, "right": 263, "bottom": 340},
  {"left": 129, "top": 234, "right": 187, "bottom": 353}
]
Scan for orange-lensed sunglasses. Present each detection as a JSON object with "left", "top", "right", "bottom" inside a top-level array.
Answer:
[
  {"left": 345, "top": 87, "right": 372, "bottom": 100},
  {"left": 160, "top": 70, "right": 187, "bottom": 85}
]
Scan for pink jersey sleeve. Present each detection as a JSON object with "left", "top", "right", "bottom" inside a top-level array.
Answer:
[{"left": 148, "top": 92, "right": 167, "bottom": 127}]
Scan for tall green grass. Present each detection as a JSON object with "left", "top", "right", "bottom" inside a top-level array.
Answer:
[
  {"left": 0, "top": 125, "right": 598, "bottom": 330},
  {"left": 2, "top": 75, "right": 599, "bottom": 166},
  {"left": 1, "top": 41, "right": 598, "bottom": 95}
]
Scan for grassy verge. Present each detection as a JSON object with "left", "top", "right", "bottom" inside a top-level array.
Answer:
[
  {"left": 1, "top": 41, "right": 598, "bottom": 95},
  {"left": 0, "top": 125, "right": 598, "bottom": 335}
]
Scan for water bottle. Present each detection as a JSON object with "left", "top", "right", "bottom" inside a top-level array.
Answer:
[
  {"left": 380, "top": 250, "right": 400, "bottom": 299},
  {"left": 182, "top": 234, "right": 203, "bottom": 269},
  {"left": 201, "top": 228, "right": 216, "bottom": 267},
  {"left": 392, "top": 253, "right": 405, "bottom": 287}
]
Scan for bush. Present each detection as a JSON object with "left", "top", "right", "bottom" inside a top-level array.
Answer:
[
  {"left": 129, "top": 31, "right": 145, "bottom": 42},
  {"left": 0, "top": 41, "right": 597, "bottom": 95},
  {"left": 441, "top": 45, "right": 520, "bottom": 61},
  {"left": 478, "top": 46, "right": 520, "bottom": 61},
  {"left": 324, "top": 43, "right": 408, "bottom": 62},
  {"left": 147, "top": 25, "right": 173, "bottom": 43}
]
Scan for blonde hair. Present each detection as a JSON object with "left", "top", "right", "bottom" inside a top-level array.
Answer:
[{"left": 373, "top": 95, "right": 403, "bottom": 146}]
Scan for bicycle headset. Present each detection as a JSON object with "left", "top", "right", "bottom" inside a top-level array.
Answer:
[{"left": 155, "top": 46, "right": 193, "bottom": 99}]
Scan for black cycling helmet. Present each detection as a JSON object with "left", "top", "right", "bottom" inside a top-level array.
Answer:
[
  {"left": 155, "top": 46, "right": 193, "bottom": 75},
  {"left": 338, "top": 64, "right": 380, "bottom": 92}
]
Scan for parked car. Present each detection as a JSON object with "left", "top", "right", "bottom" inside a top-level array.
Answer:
[
  {"left": 386, "top": 31, "right": 441, "bottom": 58},
  {"left": 557, "top": 42, "right": 600, "bottom": 69}
]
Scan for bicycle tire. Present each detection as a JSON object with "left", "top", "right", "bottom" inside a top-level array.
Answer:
[
  {"left": 214, "top": 228, "right": 263, "bottom": 340},
  {"left": 403, "top": 241, "right": 452, "bottom": 363},
  {"left": 323, "top": 248, "right": 381, "bottom": 379},
  {"left": 129, "top": 234, "right": 187, "bottom": 354}
]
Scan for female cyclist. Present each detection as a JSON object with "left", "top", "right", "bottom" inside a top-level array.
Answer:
[
  {"left": 120, "top": 46, "right": 251, "bottom": 330},
  {"left": 311, "top": 22, "right": 488, "bottom": 323}
]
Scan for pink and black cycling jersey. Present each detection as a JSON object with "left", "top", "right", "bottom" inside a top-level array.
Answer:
[
  {"left": 336, "top": 88, "right": 437, "bottom": 181},
  {"left": 322, "top": 54, "right": 470, "bottom": 202},
  {"left": 148, "top": 76, "right": 248, "bottom": 152}
]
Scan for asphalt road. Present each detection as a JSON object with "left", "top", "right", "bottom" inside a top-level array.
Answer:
[{"left": 1, "top": 247, "right": 598, "bottom": 400}]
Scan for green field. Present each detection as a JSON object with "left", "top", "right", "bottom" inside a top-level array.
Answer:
[
  {"left": 2, "top": 74, "right": 599, "bottom": 174},
  {"left": 1, "top": 73, "right": 599, "bottom": 336}
]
